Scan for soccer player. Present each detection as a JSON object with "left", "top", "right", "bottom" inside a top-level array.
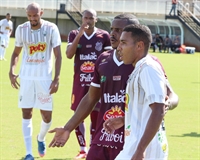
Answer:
[
  {"left": 9, "top": 3, "right": 62, "bottom": 160},
  {"left": 49, "top": 14, "right": 178, "bottom": 160},
  {"left": 0, "top": 13, "right": 13, "bottom": 60},
  {"left": 107, "top": 24, "right": 170, "bottom": 160},
  {"left": 66, "top": 8, "right": 111, "bottom": 159}
]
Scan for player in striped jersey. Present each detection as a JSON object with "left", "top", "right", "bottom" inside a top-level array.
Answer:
[
  {"left": 108, "top": 24, "right": 170, "bottom": 160},
  {"left": 9, "top": 3, "right": 62, "bottom": 160},
  {"left": 0, "top": 13, "right": 13, "bottom": 60}
]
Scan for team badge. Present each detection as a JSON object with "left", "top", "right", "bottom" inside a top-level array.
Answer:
[{"left": 95, "top": 41, "right": 103, "bottom": 51}]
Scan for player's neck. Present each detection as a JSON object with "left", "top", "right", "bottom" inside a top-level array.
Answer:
[
  {"left": 31, "top": 20, "right": 43, "bottom": 30},
  {"left": 84, "top": 27, "right": 95, "bottom": 36}
]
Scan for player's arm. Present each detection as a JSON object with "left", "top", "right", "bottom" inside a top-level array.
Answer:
[
  {"left": 9, "top": 46, "right": 22, "bottom": 89},
  {"left": 48, "top": 85, "right": 100, "bottom": 147},
  {"left": 166, "top": 80, "right": 179, "bottom": 110},
  {"left": 131, "top": 103, "right": 165, "bottom": 160},
  {"left": 49, "top": 45, "right": 62, "bottom": 94}
]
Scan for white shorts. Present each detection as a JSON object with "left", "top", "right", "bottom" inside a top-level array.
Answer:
[
  {"left": 0, "top": 34, "right": 10, "bottom": 48},
  {"left": 18, "top": 79, "right": 53, "bottom": 111}
]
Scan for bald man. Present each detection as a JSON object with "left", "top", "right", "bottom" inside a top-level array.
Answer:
[
  {"left": 65, "top": 8, "right": 111, "bottom": 159},
  {"left": 9, "top": 2, "right": 62, "bottom": 160}
]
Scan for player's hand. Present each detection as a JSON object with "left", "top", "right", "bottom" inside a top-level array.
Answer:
[
  {"left": 78, "top": 23, "right": 89, "bottom": 35},
  {"left": 49, "top": 79, "right": 59, "bottom": 94},
  {"left": 48, "top": 127, "right": 70, "bottom": 148},
  {"left": 164, "top": 96, "right": 170, "bottom": 114},
  {"left": 103, "top": 117, "right": 124, "bottom": 134},
  {"left": 9, "top": 72, "right": 20, "bottom": 89}
]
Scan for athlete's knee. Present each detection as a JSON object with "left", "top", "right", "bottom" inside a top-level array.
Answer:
[
  {"left": 22, "top": 108, "right": 33, "bottom": 119},
  {"left": 41, "top": 110, "right": 52, "bottom": 123}
]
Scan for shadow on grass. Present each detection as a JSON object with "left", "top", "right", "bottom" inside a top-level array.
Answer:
[{"left": 170, "top": 132, "right": 200, "bottom": 137}]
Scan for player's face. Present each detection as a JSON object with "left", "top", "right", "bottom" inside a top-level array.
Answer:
[
  {"left": 82, "top": 11, "right": 97, "bottom": 29},
  {"left": 117, "top": 31, "right": 140, "bottom": 65},
  {"left": 6, "top": 15, "right": 11, "bottom": 20},
  {"left": 27, "top": 8, "right": 43, "bottom": 28},
  {"left": 110, "top": 19, "right": 128, "bottom": 49}
]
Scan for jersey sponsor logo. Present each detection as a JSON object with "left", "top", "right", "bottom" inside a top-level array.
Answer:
[
  {"left": 80, "top": 61, "right": 95, "bottom": 73},
  {"left": 80, "top": 73, "right": 93, "bottom": 82},
  {"left": 104, "top": 90, "right": 125, "bottom": 103},
  {"left": 28, "top": 42, "right": 46, "bottom": 55},
  {"left": 86, "top": 44, "right": 92, "bottom": 48},
  {"left": 37, "top": 92, "right": 52, "bottom": 104},
  {"left": 103, "top": 105, "right": 125, "bottom": 120},
  {"left": 80, "top": 52, "right": 97, "bottom": 60},
  {"left": 5, "top": 26, "right": 10, "bottom": 30},
  {"left": 113, "top": 76, "right": 121, "bottom": 81},
  {"left": 101, "top": 76, "right": 106, "bottom": 83},
  {"left": 99, "top": 128, "right": 123, "bottom": 143},
  {"left": 125, "top": 94, "right": 129, "bottom": 111},
  {"left": 26, "top": 57, "right": 45, "bottom": 64},
  {"left": 71, "top": 94, "right": 75, "bottom": 104},
  {"left": 95, "top": 41, "right": 103, "bottom": 51},
  {"left": 125, "top": 125, "right": 131, "bottom": 136}
]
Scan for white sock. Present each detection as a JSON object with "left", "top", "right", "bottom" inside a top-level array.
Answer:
[
  {"left": 37, "top": 120, "right": 52, "bottom": 142},
  {"left": 0, "top": 46, "right": 4, "bottom": 59},
  {"left": 22, "top": 119, "right": 33, "bottom": 156},
  {"left": 2, "top": 48, "right": 6, "bottom": 58}
]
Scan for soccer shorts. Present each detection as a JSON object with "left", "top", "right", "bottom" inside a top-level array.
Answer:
[
  {"left": 0, "top": 34, "right": 9, "bottom": 48},
  {"left": 18, "top": 79, "right": 53, "bottom": 111},
  {"left": 86, "top": 144, "right": 122, "bottom": 160}
]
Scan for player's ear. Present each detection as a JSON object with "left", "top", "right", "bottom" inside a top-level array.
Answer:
[
  {"left": 40, "top": 10, "right": 44, "bottom": 16},
  {"left": 95, "top": 17, "right": 98, "bottom": 23}
]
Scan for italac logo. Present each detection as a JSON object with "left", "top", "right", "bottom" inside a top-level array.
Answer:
[
  {"left": 103, "top": 105, "right": 125, "bottom": 120},
  {"left": 80, "top": 61, "right": 95, "bottom": 73},
  {"left": 80, "top": 52, "right": 97, "bottom": 60},
  {"left": 28, "top": 42, "right": 46, "bottom": 55},
  {"left": 104, "top": 90, "right": 125, "bottom": 103}
]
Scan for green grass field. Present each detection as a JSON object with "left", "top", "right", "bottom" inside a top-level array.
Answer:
[{"left": 0, "top": 38, "right": 199, "bottom": 160}]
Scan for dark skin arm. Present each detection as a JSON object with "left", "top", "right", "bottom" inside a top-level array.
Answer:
[
  {"left": 48, "top": 86, "right": 101, "bottom": 147},
  {"left": 9, "top": 46, "right": 22, "bottom": 89},
  {"left": 49, "top": 45, "right": 62, "bottom": 94}
]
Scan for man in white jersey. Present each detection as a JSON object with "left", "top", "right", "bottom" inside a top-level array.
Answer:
[
  {"left": 0, "top": 13, "right": 13, "bottom": 60},
  {"left": 105, "top": 24, "right": 169, "bottom": 160},
  {"left": 9, "top": 3, "right": 62, "bottom": 160}
]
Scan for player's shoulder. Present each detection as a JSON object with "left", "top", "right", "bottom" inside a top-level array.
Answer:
[
  {"left": 69, "top": 29, "right": 79, "bottom": 35},
  {"left": 42, "top": 20, "right": 57, "bottom": 28},
  {"left": 17, "top": 21, "right": 30, "bottom": 29},
  {"left": 96, "top": 28, "right": 109, "bottom": 35},
  {"left": 98, "top": 49, "right": 114, "bottom": 59}
]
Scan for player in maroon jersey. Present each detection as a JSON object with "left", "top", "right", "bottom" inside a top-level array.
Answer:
[
  {"left": 49, "top": 14, "right": 179, "bottom": 160},
  {"left": 65, "top": 8, "right": 111, "bottom": 159}
]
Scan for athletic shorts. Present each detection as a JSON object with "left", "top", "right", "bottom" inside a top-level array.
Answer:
[
  {"left": 0, "top": 34, "right": 9, "bottom": 48},
  {"left": 86, "top": 144, "right": 122, "bottom": 160},
  {"left": 18, "top": 79, "right": 53, "bottom": 111}
]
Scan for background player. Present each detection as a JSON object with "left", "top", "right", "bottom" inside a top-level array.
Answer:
[
  {"left": 0, "top": 13, "right": 13, "bottom": 60},
  {"left": 66, "top": 8, "right": 111, "bottom": 159}
]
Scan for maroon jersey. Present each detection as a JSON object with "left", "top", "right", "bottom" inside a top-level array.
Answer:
[
  {"left": 68, "top": 27, "right": 111, "bottom": 110},
  {"left": 90, "top": 50, "right": 134, "bottom": 149}
]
